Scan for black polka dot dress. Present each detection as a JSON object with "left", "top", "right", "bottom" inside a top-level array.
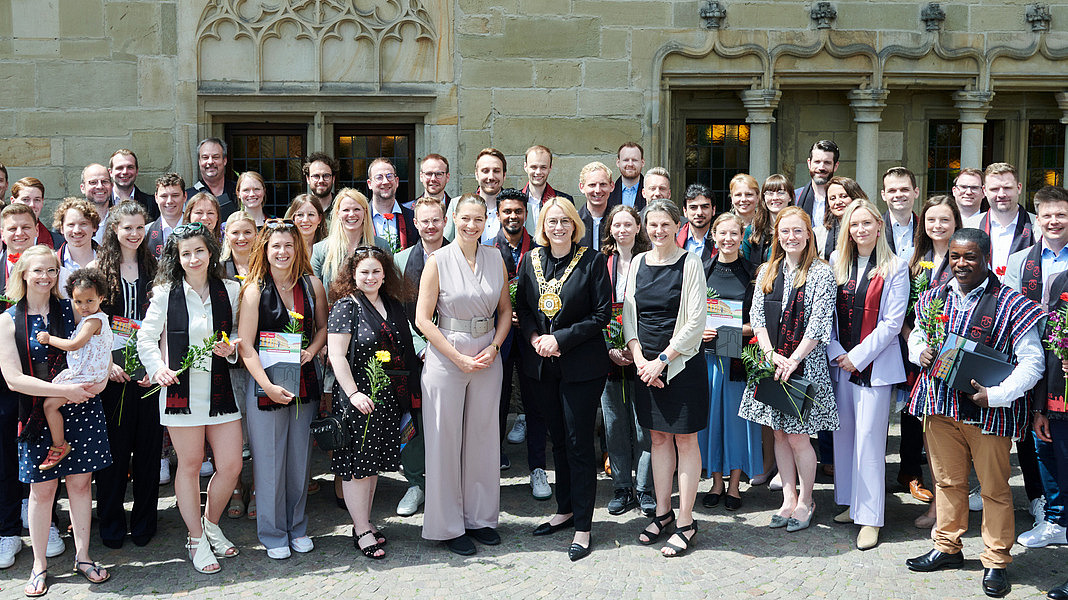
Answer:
[{"left": 327, "top": 295, "right": 402, "bottom": 481}]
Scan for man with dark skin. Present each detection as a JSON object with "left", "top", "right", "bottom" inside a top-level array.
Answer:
[{"left": 906, "top": 229, "right": 1044, "bottom": 599}]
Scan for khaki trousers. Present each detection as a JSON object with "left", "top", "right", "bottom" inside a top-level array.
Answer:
[{"left": 924, "top": 414, "right": 1014, "bottom": 568}]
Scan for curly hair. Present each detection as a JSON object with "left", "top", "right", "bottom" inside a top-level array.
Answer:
[
  {"left": 329, "top": 246, "right": 415, "bottom": 305},
  {"left": 52, "top": 197, "right": 101, "bottom": 231},
  {"left": 154, "top": 222, "right": 225, "bottom": 289},
  {"left": 97, "top": 201, "right": 158, "bottom": 306},
  {"left": 64, "top": 267, "right": 108, "bottom": 299}
]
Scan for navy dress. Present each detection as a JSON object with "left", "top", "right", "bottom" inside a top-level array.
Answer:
[
  {"left": 632, "top": 255, "right": 709, "bottom": 434},
  {"left": 16, "top": 307, "right": 112, "bottom": 484}
]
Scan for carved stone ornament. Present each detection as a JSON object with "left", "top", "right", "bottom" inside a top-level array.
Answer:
[
  {"left": 921, "top": 3, "right": 946, "bottom": 32},
  {"left": 1027, "top": 4, "right": 1052, "bottom": 32},
  {"left": 196, "top": 0, "right": 439, "bottom": 90},
  {"left": 810, "top": 2, "right": 837, "bottom": 29},
  {"left": 699, "top": 0, "right": 726, "bottom": 30}
]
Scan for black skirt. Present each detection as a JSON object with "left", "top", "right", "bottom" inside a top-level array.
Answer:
[{"left": 634, "top": 353, "right": 709, "bottom": 434}]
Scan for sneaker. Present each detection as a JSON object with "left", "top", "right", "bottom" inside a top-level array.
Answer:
[
  {"left": 507, "top": 414, "right": 527, "bottom": 444},
  {"left": 396, "top": 485, "right": 425, "bottom": 516},
  {"left": 0, "top": 535, "right": 22, "bottom": 569},
  {"left": 1017, "top": 520, "right": 1067, "bottom": 548},
  {"left": 968, "top": 486, "right": 983, "bottom": 512},
  {"left": 530, "top": 468, "right": 552, "bottom": 501},
  {"left": 266, "top": 545, "right": 291, "bottom": 560},
  {"left": 606, "top": 488, "right": 636, "bottom": 515},
  {"left": 1031, "top": 496, "right": 1047, "bottom": 517},
  {"left": 159, "top": 458, "right": 171, "bottom": 485},
  {"left": 500, "top": 453, "right": 510, "bottom": 470},
  {"left": 290, "top": 536, "right": 314, "bottom": 553},
  {"left": 45, "top": 524, "right": 64, "bottom": 558},
  {"left": 200, "top": 460, "right": 214, "bottom": 477},
  {"left": 242, "top": 443, "right": 251, "bottom": 461},
  {"left": 636, "top": 490, "right": 657, "bottom": 517}
]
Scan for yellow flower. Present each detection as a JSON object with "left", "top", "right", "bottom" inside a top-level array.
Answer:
[
  {"left": 235, "top": 275, "right": 246, "bottom": 281},
  {"left": 289, "top": 311, "right": 304, "bottom": 321},
  {"left": 918, "top": 261, "right": 935, "bottom": 270},
  {"left": 375, "top": 350, "right": 391, "bottom": 363},
  {"left": 221, "top": 332, "right": 231, "bottom": 345}
]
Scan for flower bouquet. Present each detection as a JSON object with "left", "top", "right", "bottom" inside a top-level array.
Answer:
[
  {"left": 142, "top": 331, "right": 222, "bottom": 398},
  {"left": 742, "top": 338, "right": 815, "bottom": 421},
  {"left": 360, "top": 350, "right": 393, "bottom": 450},
  {"left": 916, "top": 296, "right": 949, "bottom": 351},
  {"left": 1044, "top": 292, "right": 1068, "bottom": 410}
]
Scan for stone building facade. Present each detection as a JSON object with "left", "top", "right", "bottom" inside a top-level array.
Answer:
[{"left": 1, "top": 0, "right": 1066, "bottom": 215}]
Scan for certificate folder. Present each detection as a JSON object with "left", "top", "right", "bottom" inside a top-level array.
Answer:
[
  {"left": 946, "top": 348, "right": 1015, "bottom": 393},
  {"left": 754, "top": 374, "right": 814, "bottom": 421}
]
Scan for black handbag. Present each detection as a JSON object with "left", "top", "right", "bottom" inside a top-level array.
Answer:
[{"left": 310, "top": 407, "right": 349, "bottom": 452}]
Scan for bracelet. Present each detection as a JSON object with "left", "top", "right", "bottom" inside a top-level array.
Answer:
[
  {"left": 490, "top": 343, "right": 500, "bottom": 352},
  {"left": 347, "top": 390, "right": 359, "bottom": 399}
]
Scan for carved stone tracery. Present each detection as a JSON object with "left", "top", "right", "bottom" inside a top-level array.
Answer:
[{"left": 196, "top": 0, "right": 439, "bottom": 91}]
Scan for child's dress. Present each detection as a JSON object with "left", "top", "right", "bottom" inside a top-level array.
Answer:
[{"left": 52, "top": 311, "right": 113, "bottom": 384}]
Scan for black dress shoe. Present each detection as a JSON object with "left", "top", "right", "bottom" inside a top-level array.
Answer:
[
  {"left": 1048, "top": 578, "right": 1068, "bottom": 599},
  {"left": 533, "top": 516, "right": 574, "bottom": 536},
  {"left": 465, "top": 527, "right": 501, "bottom": 545},
  {"left": 701, "top": 492, "right": 721, "bottom": 508},
  {"left": 724, "top": 494, "right": 742, "bottom": 511},
  {"left": 905, "top": 549, "right": 964, "bottom": 572},
  {"left": 982, "top": 568, "right": 1010, "bottom": 598},
  {"left": 568, "top": 541, "right": 591, "bottom": 562},
  {"left": 444, "top": 535, "right": 476, "bottom": 556}
]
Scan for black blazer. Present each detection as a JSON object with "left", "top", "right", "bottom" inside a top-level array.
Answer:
[
  {"left": 578, "top": 204, "right": 609, "bottom": 250},
  {"left": 607, "top": 175, "right": 645, "bottom": 213},
  {"left": 134, "top": 187, "right": 161, "bottom": 222},
  {"left": 515, "top": 245, "right": 612, "bottom": 382},
  {"left": 794, "top": 182, "right": 818, "bottom": 223},
  {"left": 883, "top": 211, "right": 916, "bottom": 257}
]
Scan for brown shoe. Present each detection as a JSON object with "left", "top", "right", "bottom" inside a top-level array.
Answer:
[{"left": 900, "top": 476, "right": 934, "bottom": 503}]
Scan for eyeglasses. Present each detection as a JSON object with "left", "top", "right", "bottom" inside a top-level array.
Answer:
[
  {"left": 308, "top": 173, "right": 333, "bottom": 181},
  {"left": 29, "top": 268, "right": 59, "bottom": 276},
  {"left": 546, "top": 218, "right": 573, "bottom": 229},
  {"left": 421, "top": 171, "right": 446, "bottom": 179},
  {"left": 173, "top": 222, "right": 208, "bottom": 235},
  {"left": 954, "top": 184, "right": 982, "bottom": 192},
  {"left": 353, "top": 245, "right": 387, "bottom": 257},
  {"left": 416, "top": 218, "right": 444, "bottom": 227},
  {"left": 371, "top": 173, "right": 397, "bottom": 183},
  {"left": 264, "top": 218, "right": 296, "bottom": 230}
]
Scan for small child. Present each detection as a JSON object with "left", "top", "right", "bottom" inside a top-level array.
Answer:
[{"left": 35, "top": 268, "right": 113, "bottom": 471}]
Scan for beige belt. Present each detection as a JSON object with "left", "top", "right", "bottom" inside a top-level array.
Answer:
[{"left": 438, "top": 315, "right": 493, "bottom": 337}]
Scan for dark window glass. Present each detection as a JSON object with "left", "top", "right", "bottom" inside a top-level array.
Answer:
[
  {"left": 684, "top": 119, "right": 750, "bottom": 214},
  {"left": 1026, "top": 120, "right": 1066, "bottom": 203},
  {"left": 926, "top": 120, "right": 961, "bottom": 195},
  {"left": 334, "top": 125, "right": 417, "bottom": 205},
  {"left": 225, "top": 124, "right": 307, "bottom": 217}
]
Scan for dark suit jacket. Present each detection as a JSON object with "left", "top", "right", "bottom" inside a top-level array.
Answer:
[
  {"left": 515, "top": 245, "right": 612, "bottom": 382},
  {"left": 578, "top": 205, "right": 610, "bottom": 250},
  {"left": 676, "top": 222, "right": 716, "bottom": 273},
  {"left": 34, "top": 221, "right": 63, "bottom": 249},
  {"left": 493, "top": 229, "right": 539, "bottom": 280},
  {"left": 883, "top": 211, "right": 916, "bottom": 257},
  {"left": 113, "top": 187, "right": 160, "bottom": 222},
  {"left": 795, "top": 182, "right": 818, "bottom": 223},
  {"left": 187, "top": 179, "right": 239, "bottom": 222},
  {"left": 607, "top": 175, "right": 645, "bottom": 212},
  {"left": 521, "top": 182, "right": 574, "bottom": 204}
]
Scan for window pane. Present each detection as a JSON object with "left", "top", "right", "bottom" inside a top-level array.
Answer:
[
  {"left": 1026, "top": 120, "right": 1065, "bottom": 206},
  {"left": 684, "top": 120, "right": 750, "bottom": 214},
  {"left": 926, "top": 120, "right": 962, "bottom": 195},
  {"left": 334, "top": 126, "right": 416, "bottom": 203},
  {"left": 225, "top": 124, "right": 307, "bottom": 216}
]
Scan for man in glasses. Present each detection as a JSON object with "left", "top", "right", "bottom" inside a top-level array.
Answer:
[
  {"left": 367, "top": 158, "right": 416, "bottom": 252},
  {"left": 303, "top": 152, "right": 339, "bottom": 213},
  {"left": 952, "top": 168, "right": 988, "bottom": 222},
  {"left": 409, "top": 154, "right": 451, "bottom": 211}
]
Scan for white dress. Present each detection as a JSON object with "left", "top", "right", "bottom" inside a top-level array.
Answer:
[
  {"left": 52, "top": 311, "right": 113, "bottom": 384},
  {"left": 137, "top": 279, "right": 242, "bottom": 427}
]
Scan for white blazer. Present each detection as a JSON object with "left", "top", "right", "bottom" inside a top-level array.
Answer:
[{"left": 826, "top": 254, "right": 909, "bottom": 387}]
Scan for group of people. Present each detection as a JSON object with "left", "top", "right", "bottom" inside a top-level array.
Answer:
[{"left": 0, "top": 136, "right": 1065, "bottom": 599}]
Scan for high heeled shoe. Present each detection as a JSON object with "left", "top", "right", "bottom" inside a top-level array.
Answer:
[
  {"left": 786, "top": 504, "right": 815, "bottom": 532},
  {"left": 202, "top": 517, "right": 239, "bottom": 557},
  {"left": 186, "top": 533, "right": 220, "bottom": 574}
]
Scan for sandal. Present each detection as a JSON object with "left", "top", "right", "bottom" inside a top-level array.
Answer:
[
  {"left": 202, "top": 517, "right": 239, "bottom": 557},
  {"left": 372, "top": 528, "right": 387, "bottom": 547},
  {"left": 39, "top": 442, "right": 71, "bottom": 471},
  {"left": 24, "top": 569, "right": 47, "bottom": 597},
  {"left": 72, "top": 560, "right": 110, "bottom": 583},
  {"left": 186, "top": 534, "right": 220, "bottom": 574},
  {"left": 638, "top": 510, "right": 675, "bottom": 545},
  {"left": 227, "top": 489, "right": 245, "bottom": 519},
  {"left": 661, "top": 522, "right": 698, "bottom": 557},
  {"left": 354, "top": 529, "right": 385, "bottom": 560},
  {"left": 247, "top": 491, "right": 257, "bottom": 520}
]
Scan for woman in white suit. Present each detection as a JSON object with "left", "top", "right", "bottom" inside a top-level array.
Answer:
[{"left": 827, "top": 199, "right": 908, "bottom": 551}]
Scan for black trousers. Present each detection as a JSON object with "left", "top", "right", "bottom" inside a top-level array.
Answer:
[
  {"left": 499, "top": 347, "right": 548, "bottom": 470},
  {"left": 533, "top": 371, "right": 606, "bottom": 532},
  {"left": 94, "top": 379, "right": 163, "bottom": 545},
  {"left": 0, "top": 394, "right": 21, "bottom": 536},
  {"left": 1017, "top": 426, "right": 1044, "bottom": 502},
  {"left": 898, "top": 410, "right": 926, "bottom": 480}
]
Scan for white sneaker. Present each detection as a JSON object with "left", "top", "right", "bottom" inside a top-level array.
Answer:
[
  {"left": 1031, "top": 496, "right": 1047, "bottom": 517},
  {"left": 45, "top": 524, "right": 64, "bottom": 558},
  {"left": 0, "top": 535, "right": 22, "bottom": 569},
  {"left": 290, "top": 536, "right": 314, "bottom": 553},
  {"left": 396, "top": 485, "right": 424, "bottom": 516},
  {"left": 507, "top": 414, "right": 527, "bottom": 444},
  {"left": 159, "top": 458, "right": 172, "bottom": 485},
  {"left": 200, "top": 460, "right": 214, "bottom": 477},
  {"left": 530, "top": 468, "right": 552, "bottom": 500},
  {"left": 266, "top": 545, "right": 291, "bottom": 559},
  {"left": 1017, "top": 520, "right": 1067, "bottom": 548},
  {"left": 968, "top": 486, "right": 983, "bottom": 512}
]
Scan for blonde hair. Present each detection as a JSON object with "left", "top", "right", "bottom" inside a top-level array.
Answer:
[
  {"left": 535, "top": 197, "right": 586, "bottom": 247},
  {"left": 832, "top": 199, "right": 894, "bottom": 284},
  {"left": 579, "top": 161, "right": 613, "bottom": 187},
  {"left": 220, "top": 210, "right": 257, "bottom": 261},
  {"left": 6, "top": 246, "right": 61, "bottom": 302},
  {"left": 321, "top": 188, "right": 376, "bottom": 284},
  {"left": 759, "top": 206, "right": 820, "bottom": 294}
]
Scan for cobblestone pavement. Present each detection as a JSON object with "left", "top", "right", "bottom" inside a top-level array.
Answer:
[{"left": 1, "top": 417, "right": 1066, "bottom": 599}]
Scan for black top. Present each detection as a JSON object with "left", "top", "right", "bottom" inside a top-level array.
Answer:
[{"left": 634, "top": 254, "right": 686, "bottom": 361}]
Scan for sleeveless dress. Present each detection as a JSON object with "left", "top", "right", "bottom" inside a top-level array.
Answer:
[{"left": 52, "top": 311, "right": 113, "bottom": 385}]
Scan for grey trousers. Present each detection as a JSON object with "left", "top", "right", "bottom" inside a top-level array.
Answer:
[
  {"left": 245, "top": 382, "right": 315, "bottom": 551},
  {"left": 601, "top": 377, "right": 653, "bottom": 493}
]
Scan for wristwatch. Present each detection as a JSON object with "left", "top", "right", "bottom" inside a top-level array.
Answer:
[{"left": 658, "top": 352, "right": 669, "bottom": 364}]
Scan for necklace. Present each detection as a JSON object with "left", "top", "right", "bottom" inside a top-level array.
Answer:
[{"left": 531, "top": 247, "right": 586, "bottom": 318}]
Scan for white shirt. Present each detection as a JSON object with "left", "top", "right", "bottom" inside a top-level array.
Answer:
[
  {"left": 989, "top": 211, "right": 1020, "bottom": 272},
  {"left": 906, "top": 277, "right": 1043, "bottom": 408},
  {"left": 889, "top": 212, "right": 915, "bottom": 262},
  {"left": 811, "top": 189, "right": 826, "bottom": 231},
  {"left": 371, "top": 200, "right": 403, "bottom": 246}
]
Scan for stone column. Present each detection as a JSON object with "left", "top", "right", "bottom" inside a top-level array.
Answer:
[
  {"left": 848, "top": 88, "right": 889, "bottom": 197},
  {"left": 953, "top": 90, "right": 994, "bottom": 170},
  {"left": 739, "top": 89, "right": 781, "bottom": 184},
  {"left": 1056, "top": 92, "right": 1068, "bottom": 181}
]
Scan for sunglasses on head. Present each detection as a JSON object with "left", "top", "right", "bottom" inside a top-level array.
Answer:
[
  {"left": 173, "top": 222, "right": 208, "bottom": 235},
  {"left": 264, "top": 218, "right": 296, "bottom": 230}
]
